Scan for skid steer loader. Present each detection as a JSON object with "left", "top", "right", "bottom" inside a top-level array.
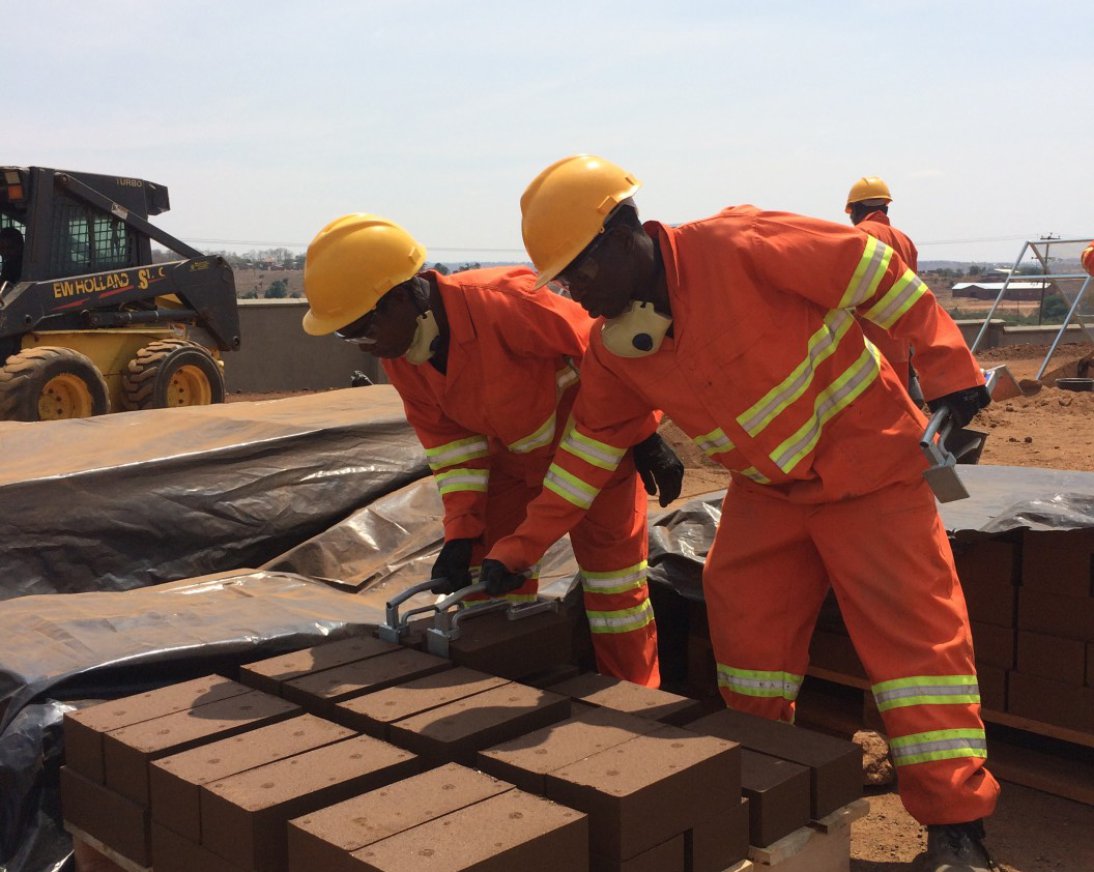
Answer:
[{"left": 0, "top": 166, "right": 240, "bottom": 421}]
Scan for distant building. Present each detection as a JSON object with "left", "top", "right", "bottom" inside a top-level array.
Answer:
[{"left": 950, "top": 281, "right": 1051, "bottom": 300}]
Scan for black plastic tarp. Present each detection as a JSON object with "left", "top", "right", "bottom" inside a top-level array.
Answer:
[{"left": 0, "top": 386, "right": 427, "bottom": 600}]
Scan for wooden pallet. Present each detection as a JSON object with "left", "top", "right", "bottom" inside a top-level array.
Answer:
[
  {"left": 65, "top": 824, "right": 150, "bottom": 872},
  {"left": 748, "top": 798, "right": 869, "bottom": 872}
]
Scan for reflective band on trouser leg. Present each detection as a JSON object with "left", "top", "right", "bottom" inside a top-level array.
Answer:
[
  {"left": 717, "top": 664, "right": 803, "bottom": 720},
  {"left": 584, "top": 596, "right": 658, "bottom": 687},
  {"left": 872, "top": 675, "right": 980, "bottom": 712},
  {"left": 890, "top": 729, "right": 987, "bottom": 767}
]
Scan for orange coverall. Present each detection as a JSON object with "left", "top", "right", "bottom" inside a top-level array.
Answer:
[
  {"left": 857, "top": 210, "right": 919, "bottom": 389},
  {"left": 382, "top": 266, "right": 659, "bottom": 686},
  {"left": 488, "top": 210, "right": 998, "bottom": 825}
]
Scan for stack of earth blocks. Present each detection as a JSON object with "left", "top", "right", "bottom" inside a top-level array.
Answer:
[{"left": 62, "top": 602, "right": 862, "bottom": 871}]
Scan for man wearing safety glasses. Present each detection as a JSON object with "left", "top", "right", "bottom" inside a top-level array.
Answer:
[
  {"left": 301, "top": 213, "right": 683, "bottom": 687},
  {"left": 481, "top": 156, "right": 998, "bottom": 871}
]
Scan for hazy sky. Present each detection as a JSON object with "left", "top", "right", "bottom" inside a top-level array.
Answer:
[{"left": 12, "top": 1, "right": 1093, "bottom": 264}]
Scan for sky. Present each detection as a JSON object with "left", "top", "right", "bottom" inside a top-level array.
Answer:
[{"left": 11, "top": 1, "right": 1094, "bottom": 265}]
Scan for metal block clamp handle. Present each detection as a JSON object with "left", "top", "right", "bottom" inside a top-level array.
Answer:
[{"left": 377, "top": 578, "right": 448, "bottom": 643}]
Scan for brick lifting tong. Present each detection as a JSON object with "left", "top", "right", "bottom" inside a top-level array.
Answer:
[{"left": 377, "top": 578, "right": 558, "bottom": 657}]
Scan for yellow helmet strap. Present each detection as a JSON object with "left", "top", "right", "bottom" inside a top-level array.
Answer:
[
  {"left": 601, "top": 301, "right": 673, "bottom": 358},
  {"left": 404, "top": 309, "right": 441, "bottom": 365}
]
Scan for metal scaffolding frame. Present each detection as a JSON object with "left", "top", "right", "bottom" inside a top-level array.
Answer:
[{"left": 969, "top": 236, "right": 1093, "bottom": 379}]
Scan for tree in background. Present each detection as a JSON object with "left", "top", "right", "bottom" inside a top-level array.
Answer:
[{"left": 264, "top": 278, "right": 289, "bottom": 299}]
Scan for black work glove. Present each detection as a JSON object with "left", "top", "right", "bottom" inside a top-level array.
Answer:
[
  {"left": 632, "top": 432, "right": 684, "bottom": 508},
  {"left": 430, "top": 538, "right": 475, "bottom": 594},
  {"left": 480, "top": 558, "right": 527, "bottom": 597},
  {"left": 927, "top": 385, "right": 991, "bottom": 431}
]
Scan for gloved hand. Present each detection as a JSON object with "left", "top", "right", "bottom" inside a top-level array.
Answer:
[
  {"left": 927, "top": 385, "right": 992, "bottom": 430},
  {"left": 632, "top": 432, "right": 684, "bottom": 507},
  {"left": 480, "top": 558, "right": 527, "bottom": 597},
  {"left": 430, "top": 538, "right": 475, "bottom": 594}
]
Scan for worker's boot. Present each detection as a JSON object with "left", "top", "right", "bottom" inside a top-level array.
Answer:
[{"left": 925, "top": 819, "right": 996, "bottom": 871}]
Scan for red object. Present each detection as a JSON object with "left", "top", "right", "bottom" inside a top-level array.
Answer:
[
  {"left": 1081, "top": 241, "right": 1094, "bottom": 277},
  {"left": 384, "top": 266, "right": 659, "bottom": 686},
  {"left": 489, "top": 207, "right": 997, "bottom": 824}
]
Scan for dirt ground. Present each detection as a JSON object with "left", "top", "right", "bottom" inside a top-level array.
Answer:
[{"left": 229, "top": 342, "right": 1094, "bottom": 871}]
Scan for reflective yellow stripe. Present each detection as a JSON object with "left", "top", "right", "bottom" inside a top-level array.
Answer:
[
  {"left": 859, "top": 268, "right": 927, "bottom": 329},
  {"left": 737, "top": 310, "right": 854, "bottom": 437},
  {"left": 544, "top": 463, "right": 599, "bottom": 509},
  {"left": 581, "top": 560, "right": 648, "bottom": 594},
  {"left": 586, "top": 599, "right": 654, "bottom": 635},
  {"left": 740, "top": 466, "right": 771, "bottom": 484},
  {"left": 507, "top": 412, "right": 556, "bottom": 454},
  {"left": 770, "top": 342, "right": 881, "bottom": 474},
  {"left": 559, "top": 428, "right": 626, "bottom": 471},
  {"left": 425, "top": 435, "right": 489, "bottom": 471},
  {"left": 435, "top": 467, "right": 489, "bottom": 496},
  {"left": 694, "top": 426, "right": 734, "bottom": 457},
  {"left": 838, "top": 235, "right": 893, "bottom": 308},
  {"left": 872, "top": 675, "right": 981, "bottom": 712},
  {"left": 890, "top": 729, "right": 987, "bottom": 767},
  {"left": 717, "top": 664, "right": 803, "bottom": 700}
]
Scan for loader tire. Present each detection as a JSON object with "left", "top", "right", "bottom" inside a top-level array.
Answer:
[
  {"left": 0, "top": 346, "right": 110, "bottom": 421},
  {"left": 122, "top": 339, "right": 225, "bottom": 411}
]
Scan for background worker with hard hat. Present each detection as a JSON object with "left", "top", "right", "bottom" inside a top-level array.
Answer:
[
  {"left": 480, "top": 155, "right": 998, "bottom": 871},
  {"left": 301, "top": 213, "right": 683, "bottom": 687},
  {"left": 845, "top": 176, "right": 920, "bottom": 393}
]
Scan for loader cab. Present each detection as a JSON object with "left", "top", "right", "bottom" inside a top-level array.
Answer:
[{"left": 0, "top": 166, "right": 240, "bottom": 422}]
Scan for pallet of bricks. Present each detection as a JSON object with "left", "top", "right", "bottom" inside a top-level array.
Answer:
[
  {"left": 61, "top": 600, "right": 866, "bottom": 872},
  {"left": 803, "top": 526, "right": 1094, "bottom": 804}
]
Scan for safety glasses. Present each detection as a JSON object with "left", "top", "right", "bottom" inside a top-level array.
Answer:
[{"left": 556, "top": 226, "right": 612, "bottom": 289}]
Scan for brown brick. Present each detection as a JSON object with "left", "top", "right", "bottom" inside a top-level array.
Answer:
[
  {"left": 1021, "top": 529, "right": 1094, "bottom": 597},
  {"left": 1018, "top": 589, "right": 1094, "bottom": 641},
  {"left": 478, "top": 705, "right": 661, "bottom": 795},
  {"left": 282, "top": 649, "right": 451, "bottom": 715},
  {"left": 411, "top": 603, "right": 577, "bottom": 680},
  {"left": 1007, "top": 671, "right": 1094, "bottom": 733},
  {"left": 808, "top": 629, "right": 867, "bottom": 679},
  {"left": 239, "top": 636, "right": 402, "bottom": 696},
  {"left": 1017, "top": 630, "right": 1087, "bottom": 685},
  {"left": 149, "top": 714, "right": 354, "bottom": 841},
  {"left": 546, "top": 672, "right": 706, "bottom": 726},
  {"left": 64, "top": 675, "right": 251, "bottom": 783},
  {"left": 60, "top": 766, "right": 151, "bottom": 866},
  {"left": 592, "top": 833, "right": 685, "bottom": 872},
  {"left": 346, "top": 790, "right": 588, "bottom": 872},
  {"left": 103, "top": 690, "right": 300, "bottom": 805},
  {"left": 688, "top": 797, "right": 750, "bottom": 872},
  {"left": 954, "top": 539, "right": 1019, "bottom": 627},
  {"left": 201, "top": 734, "right": 419, "bottom": 872},
  {"left": 287, "top": 763, "right": 512, "bottom": 872},
  {"left": 151, "top": 823, "right": 243, "bottom": 872},
  {"left": 971, "top": 622, "right": 1016, "bottom": 669},
  {"left": 333, "top": 667, "right": 510, "bottom": 738},
  {"left": 390, "top": 682, "right": 571, "bottom": 766},
  {"left": 544, "top": 725, "right": 738, "bottom": 861},
  {"left": 688, "top": 708, "right": 858, "bottom": 819},
  {"left": 740, "top": 749, "right": 811, "bottom": 847},
  {"left": 975, "top": 663, "right": 1007, "bottom": 712}
]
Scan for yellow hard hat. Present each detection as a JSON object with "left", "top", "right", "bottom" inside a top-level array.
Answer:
[
  {"left": 520, "top": 154, "right": 642, "bottom": 289},
  {"left": 845, "top": 176, "right": 892, "bottom": 213},
  {"left": 302, "top": 213, "right": 426, "bottom": 335}
]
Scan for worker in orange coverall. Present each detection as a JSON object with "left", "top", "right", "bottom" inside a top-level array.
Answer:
[
  {"left": 481, "top": 156, "right": 999, "bottom": 871},
  {"left": 300, "top": 214, "right": 683, "bottom": 687},
  {"left": 846, "top": 176, "right": 920, "bottom": 394}
]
